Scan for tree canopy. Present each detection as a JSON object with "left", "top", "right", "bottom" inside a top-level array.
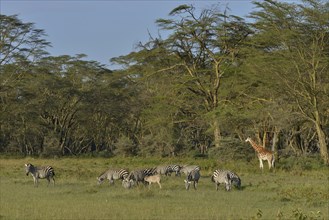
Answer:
[{"left": 0, "top": 0, "right": 328, "bottom": 164}]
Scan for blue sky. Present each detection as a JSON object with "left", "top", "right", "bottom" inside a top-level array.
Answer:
[{"left": 1, "top": 1, "right": 257, "bottom": 69}]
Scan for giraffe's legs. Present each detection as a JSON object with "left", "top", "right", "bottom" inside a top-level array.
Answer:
[
  {"left": 259, "top": 157, "right": 264, "bottom": 170},
  {"left": 267, "top": 159, "right": 272, "bottom": 169}
]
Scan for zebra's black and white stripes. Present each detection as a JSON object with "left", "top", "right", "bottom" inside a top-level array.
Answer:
[
  {"left": 25, "top": 163, "right": 55, "bottom": 187},
  {"left": 23, "top": 162, "right": 242, "bottom": 192},
  {"left": 155, "top": 164, "right": 181, "bottom": 176},
  {"left": 211, "top": 169, "right": 241, "bottom": 191},
  {"left": 226, "top": 170, "right": 241, "bottom": 189},
  {"left": 180, "top": 165, "right": 201, "bottom": 176},
  {"left": 184, "top": 167, "right": 201, "bottom": 190},
  {"left": 97, "top": 168, "right": 129, "bottom": 185},
  {"left": 166, "top": 164, "right": 181, "bottom": 176},
  {"left": 126, "top": 167, "right": 157, "bottom": 186},
  {"left": 143, "top": 167, "right": 158, "bottom": 176},
  {"left": 124, "top": 165, "right": 181, "bottom": 188}
]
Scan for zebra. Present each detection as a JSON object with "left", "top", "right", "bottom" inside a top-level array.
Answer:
[
  {"left": 126, "top": 167, "right": 158, "bottom": 186},
  {"left": 184, "top": 168, "right": 201, "bottom": 190},
  {"left": 97, "top": 168, "right": 129, "bottom": 185},
  {"left": 122, "top": 178, "right": 135, "bottom": 189},
  {"left": 143, "top": 167, "right": 158, "bottom": 177},
  {"left": 155, "top": 164, "right": 181, "bottom": 176},
  {"left": 25, "top": 163, "right": 55, "bottom": 187},
  {"left": 180, "top": 165, "right": 201, "bottom": 176},
  {"left": 126, "top": 169, "right": 148, "bottom": 186},
  {"left": 227, "top": 171, "right": 241, "bottom": 189},
  {"left": 166, "top": 164, "right": 182, "bottom": 176},
  {"left": 155, "top": 165, "right": 167, "bottom": 175},
  {"left": 211, "top": 169, "right": 241, "bottom": 191}
]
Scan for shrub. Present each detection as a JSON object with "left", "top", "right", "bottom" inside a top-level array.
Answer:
[{"left": 208, "top": 137, "right": 254, "bottom": 161}]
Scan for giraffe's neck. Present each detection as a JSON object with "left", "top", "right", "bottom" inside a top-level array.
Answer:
[{"left": 248, "top": 139, "right": 263, "bottom": 153}]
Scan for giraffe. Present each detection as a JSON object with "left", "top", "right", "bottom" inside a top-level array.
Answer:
[{"left": 245, "top": 137, "right": 275, "bottom": 170}]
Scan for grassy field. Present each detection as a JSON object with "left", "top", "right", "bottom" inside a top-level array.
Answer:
[{"left": 0, "top": 157, "right": 328, "bottom": 219}]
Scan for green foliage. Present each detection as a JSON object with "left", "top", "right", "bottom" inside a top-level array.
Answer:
[
  {"left": 277, "top": 156, "right": 326, "bottom": 172},
  {"left": 1, "top": 1, "right": 328, "bottom": 164},
  {"left": 40, "top": 133, "right": 61, "bottom": 158},
  {"left": 169, "top": 4, "right": 192, "bottom": 16},
  {"left": 113, "top": 135, "right": 136, "bottom": 157},
  {"left": 0, "top": 14, "right": 50, "bottom": 65},
  {"left": 247, "top": 0, "right": 329, "bottom": 164},
  {"left": 208, "top": 137, "right": 254, "bottom": 161}
]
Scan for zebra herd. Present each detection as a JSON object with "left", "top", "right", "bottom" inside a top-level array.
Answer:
[{"left": 24, "top": 163, "right": 241, "bottom": 191}]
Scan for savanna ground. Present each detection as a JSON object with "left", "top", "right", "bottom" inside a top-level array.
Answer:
[{"left": 0, "top": 156, "right": 328, "bottom": 220}]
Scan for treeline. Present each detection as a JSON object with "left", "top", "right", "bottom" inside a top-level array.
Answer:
[{"left": 0, "top": 0, "right": 328, "bottom": 164}]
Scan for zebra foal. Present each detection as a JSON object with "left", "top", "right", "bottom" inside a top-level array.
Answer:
[{"left": 25, "top": 163, "right": 55, "bottom": 187}]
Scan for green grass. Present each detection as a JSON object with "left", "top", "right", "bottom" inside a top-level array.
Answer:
[{"left": 0, "top": 157, "right": 328, "bottom": 219}]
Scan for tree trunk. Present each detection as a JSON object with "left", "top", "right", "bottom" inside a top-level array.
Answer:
[
  {"left": 313, "top": 106, "right": 329, "bottom": 165},
  {"left": 315, "top": 122, "right": 329, "bottom": 165},
  {"left": 272, "top": 131, "right": 278, "bottom": 152},
  {"left": 213, "top": 120, "right": 221, "bottom": 148},
  {"left": 262, "top": 132, "right": 267, "bottom": 148}
]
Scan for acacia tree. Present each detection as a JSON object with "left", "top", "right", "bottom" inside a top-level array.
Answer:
[
  {"left": 34, "top": 55, "right": 119, "bottom": 155},
  {"left": 249, "top": 0, "right": 329, "bottom": 164},
  {"left": 155, "top": 5, "right": 251, "bottom": 147},
  {"left": 0, "top": 14, "right": 50, "bottom": 62},
  {"left": 111, "top": 38, "right": 182, "bottom": 155},
  {"left": 0, "top": 14, "right": 50, "bottom": 154}
]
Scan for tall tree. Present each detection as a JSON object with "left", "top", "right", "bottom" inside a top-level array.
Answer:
[
  {"left": 155, "top": 5, "right": 251, "bottom": 147},
  {"left": 249, "top": 0, "right": 329, "bottom": 164},
  {"left": 111, "top": 39, "right": 180, "bottom": 155},
  {"left": 34, "top": 55, "right": 116, "bottom": 155},
  {"left": 0, "top": 14, "right": 50, "bottom": 154}
]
